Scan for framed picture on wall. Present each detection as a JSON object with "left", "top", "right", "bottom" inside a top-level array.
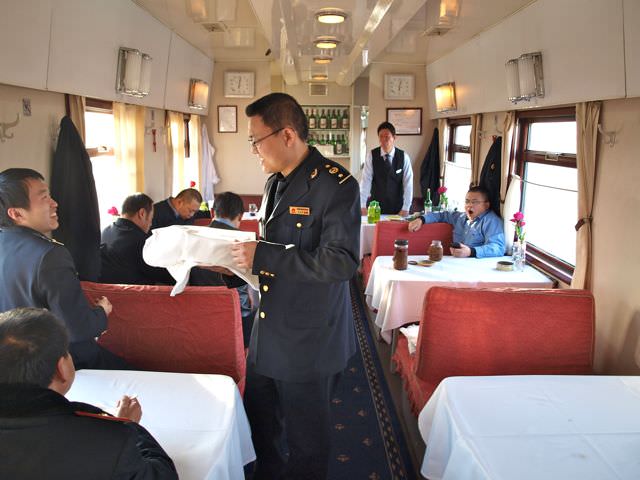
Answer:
[
  {"left": 218, "top": 105, "right": 237, "bottom": 133},
  {"left": 386, "top": 107, "right": 422, "bottom": 135}
]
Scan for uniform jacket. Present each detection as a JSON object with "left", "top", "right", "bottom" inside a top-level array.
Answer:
[
  {"left": 100, "top": 218, "right": 174, "bottom": 285},
  {"left": 370, "top": 146, "right": 406, "bottom": 214},
  {"left": 0, "top": 384, "right": 177, "bottom": 480},
  {"left": 251, "top": 147, "right": 360, "bottom": 382},
  {"left": 0, "top": 226, "right": 107, "bottom": 347}
]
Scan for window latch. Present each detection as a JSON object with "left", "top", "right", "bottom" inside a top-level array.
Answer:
[{"left": 545, "top": 153, "right": 559, "bottom": 162}]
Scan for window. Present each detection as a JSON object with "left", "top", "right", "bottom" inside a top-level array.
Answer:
[
  {"left": 85, "top": 100, "right": 118, "bottom": 230},
  {"left": 514, "top": 108, "right": 577, "bottom": 283},
  {"left": 444, "top": 119, "right": 471, "bottom": 210}
]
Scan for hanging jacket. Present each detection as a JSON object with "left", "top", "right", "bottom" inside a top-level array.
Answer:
[
  {"left": 479, "top": 136, "right": 502, "bottom": 217},
  {"left": 420, "top": 128, "right": 441, "bottom": 206}
]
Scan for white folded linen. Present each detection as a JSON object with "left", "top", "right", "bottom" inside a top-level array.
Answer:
[
  {"left": 399, "top": 324, "right": 420, "bottom": 355},
  {"left": 143, "top": 225, "right": 259, "bottom": 296}
]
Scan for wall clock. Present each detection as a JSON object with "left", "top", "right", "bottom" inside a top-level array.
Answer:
[
  {"left": 384, "top": 74, "right": 415, "bottom": 101},
  {"left": 224, "top": 71, "right": 255, "bottom": 98}
]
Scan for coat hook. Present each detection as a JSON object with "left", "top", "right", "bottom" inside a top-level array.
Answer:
[
  {"left": 0, "top": 113, "right": 20, "bottom": 142},
  {"left": 598, "top": 124, "right": 618, "bottom": 148}
]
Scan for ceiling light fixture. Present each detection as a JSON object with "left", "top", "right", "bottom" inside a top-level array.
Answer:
[
  {"left": 314, "top": 36, "right": 340, "bottom": 49},
  {"left": 315, "top": 8, "right": 347, "bottom": 24},
  {"left": 116, "top": 47, "right": 152, "bottom": 98},
  {"left": 311, "top": 73, "right": 329, "bottom": 81},
  {"left": 313, "top": 56, "right": 333, "bottom": 65},
  {"left": 505, "top": 52, "right": 544, "bottom": 104},
  {"left": 434, "top": 82, "right": 457, "bottom": 113}
]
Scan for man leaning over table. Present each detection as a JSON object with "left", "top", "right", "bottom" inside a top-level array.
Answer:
[
  {"left": 408, "top": 186, "right": 505, "bottom": 258},
  {"left": 0, "top": 307, "right": 178, "bottom": 480}
]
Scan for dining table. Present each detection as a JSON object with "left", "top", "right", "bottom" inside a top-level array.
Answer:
[
  {"left": 418, "top": 375, "right": 640, "bottom": 480},
  {"left": 67, "top": 370, "right": 256, "bottom": 480},
  {"left": 365, "top": 254, "right": 554, "bottom": 342}
]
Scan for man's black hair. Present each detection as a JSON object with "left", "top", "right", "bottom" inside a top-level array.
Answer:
[
  {"left": 377, "top": 122, "right": 396, "bottom": 136},
  {"left": 245, "top": 93, "right": 309, "bottom": 141},
  {"left": 468, "top": 185, "right": 490, "bottom": 204},
  {"left": 0, "top": 308, "right": 69, "bottom": 388},
  {"left": 122, "top": 193, "right": 153, "bottom": 216},
  {"left": 214, "top": 192, "right": 244, "bottom": 220},
  {"left": 0, "top": 168, "right": 45, "bottom": 227},
  {"left": 175, "top": 188, "right": 203, "bottom": 204}
]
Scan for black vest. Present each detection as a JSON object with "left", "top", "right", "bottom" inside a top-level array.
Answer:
[{"left": 370, "top": 147, "right": 405, "bottom": 214}]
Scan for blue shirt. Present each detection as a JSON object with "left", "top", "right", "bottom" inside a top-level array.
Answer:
[{"left": 421, "top": 209, "right": 505, "bottom": 258}]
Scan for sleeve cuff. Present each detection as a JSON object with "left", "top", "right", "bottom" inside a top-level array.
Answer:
[{"left": 470, "top": 247, "right": 477, "bottom": 257}]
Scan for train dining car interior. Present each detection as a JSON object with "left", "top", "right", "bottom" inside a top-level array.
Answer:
[{"left": 1, "top": 0, "right": 639, "bottom": 478}]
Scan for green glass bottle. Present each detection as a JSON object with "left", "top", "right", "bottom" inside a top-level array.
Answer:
[
  {"left": 374, "top": 200, "right": 381, "bottom": 223},
  {"left": 424, "top": 188, "right": 433, "bottom": 213},
  {"left": 367, "top": 201, "right": 377, "bottom": 224}
]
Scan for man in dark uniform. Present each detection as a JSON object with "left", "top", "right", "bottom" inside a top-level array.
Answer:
[
  {"left": 100, "top": 193, "right": 174, "bottom": 285},
  {"left": 209, "top": 191, "right": 256, "bottom": 347},
  {"left": 231, "top": 93, "right": 360, "bottom": 480},
  {"left": 0, "top": 307, "right": 178, "bottom": 479},
  {"left": 0, "top": 168, "right": 127, "bottom": 370},
  {"left": 359, "top": 121, "right": 414, "bottom": 215},
  {"left": 151, "top": 188, "right": 208, "bottom": 229}
]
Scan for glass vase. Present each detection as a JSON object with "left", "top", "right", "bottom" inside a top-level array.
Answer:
[{"left": 512, "top": 240, "right": 526, "bottom": 271}]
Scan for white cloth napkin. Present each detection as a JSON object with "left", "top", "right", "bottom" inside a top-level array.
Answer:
[
  {"left": 143, "top": 225, "right": 259, "bottom": 296},
  {"left": 399, "top": 324, "right": 421, "bottom": 355}
]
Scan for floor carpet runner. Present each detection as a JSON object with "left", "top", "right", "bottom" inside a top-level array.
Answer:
[{"left": 327, "top": 280, "right": 415, "bottom": 479}]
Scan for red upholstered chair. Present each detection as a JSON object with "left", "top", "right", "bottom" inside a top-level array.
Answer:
[
  {"left": 239, "top": 219, "right": 260, "bottom": 238},
  {"left": 193, "top": 218, "right": 211, "bottom": 226},
  {"left": 361, "top": 221, "right": 453, "bottom": 287},
  {"left": 81, "top": 282, "right": 246, "bottom": 394},
  {"left": 393, "top": 286, "right": 595, "bottom": 415}
]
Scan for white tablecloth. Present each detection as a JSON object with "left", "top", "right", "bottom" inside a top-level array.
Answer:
[
  {"left": 365, "top": 255, "right": 553, "bottom": 342},
  {"left": 359, "top": 215, "right": 405, "bottom": 257},
  {"left": 419, "top": 375, "right": 640, "bottom": 480},
  {"left": 67, "top": 370, "right": 256, "bottom": 480}
]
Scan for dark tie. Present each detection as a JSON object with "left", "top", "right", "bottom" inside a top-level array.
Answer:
[
  {"left": 385, "top": 153, "right": 391, "bottom": 164},
  {"left": 274, "top": 178, "right": 287, "bottom": 207}
]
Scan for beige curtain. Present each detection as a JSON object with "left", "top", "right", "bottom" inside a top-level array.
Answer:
[
  {"left": 66, "top": 94, "right": 86, "bottom": 143},
  {"left": 167, "top": 111, "right": 186, "bottom": 195},
  {"left": 469, "top": 113, "right": 483, "bottom": 186},
  {"left": 113, "top": 102, "right": 145, "bottom": 194},
  {"left": 503, "top": 174, "right": 522, "bottom": 255},
  {"left": 571, "top": 102, "right": 601, "bottom": 290},
  {"left": 500, "top": 111, "right": 516, "bottom": 216},
  {"left": 189, "top": 114, "right": 201, "bottom": 187},
  {"left": 437, "top": 118, "right": 448, "bottom": 181}
]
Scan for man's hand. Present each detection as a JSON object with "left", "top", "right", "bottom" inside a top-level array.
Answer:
[
  {"left": 408, "top": 218, "right": 423, "bottom": 232},
  {"left": 95, "top": 296, "right": 112, "bottom": 316},
  {"left": 361, "top": 207, "right": 367, "bottom": 216},
  {"left": 115, "top": 395, "right": 142, "bottom": 423},
  {"left": 231, "top": 241, "right": 257, "bottom": 270},
  {"left": 399, "top": 210, "right": 409, "bottom": 217},
  {"left": 451, "top": 243, "right": 472, "bottom": 258}
]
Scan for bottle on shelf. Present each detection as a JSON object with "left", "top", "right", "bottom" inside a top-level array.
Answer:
[
  {"left": 336, "top": 110, "right": 343, "bottom": 130},
  {"left": 309, "top": 108, "right": 316, "bottom": 129},
  {"left": 319, "top": 109, "right": 327, "bottom": 129},
  {"left": 335, "top": 134, "right": 343, "bottom": 155},
  {"left": 424, "top": 188, "right": 433, "bottom": 213},
  {"left": 330, "top": 109, "right": 338, "bottom": 129},
  {"left": 341, "top": 109, "right": 349, "bottom": 129}
]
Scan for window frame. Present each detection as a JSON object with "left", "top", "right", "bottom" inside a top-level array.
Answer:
[
  {"left": 447, "top": 117, "right": 471, "bottom": 163},
  {"left": 85, "top": 98, "right": 115, "bottom": 157},
  {"left": 513, "top": 107, "right": 577, "bottom": 284}
]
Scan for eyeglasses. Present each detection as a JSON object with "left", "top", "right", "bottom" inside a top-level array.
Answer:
[
  {"left": 464, "top": 199, "right": 487, "bottom": 205},
  {"left": 248, "top": 128, "right": 284, "bottom": 150}
]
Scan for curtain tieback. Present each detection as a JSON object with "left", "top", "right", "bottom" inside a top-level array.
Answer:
[{"left": 575, "top": 216, "right": 592, "bottom": 231}]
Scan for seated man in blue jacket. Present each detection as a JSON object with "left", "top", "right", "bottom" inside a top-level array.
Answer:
[
  {"left": 408, "top": 186, "right": 505, "bottom": 258},
  {"left": 0, "top": 307, "right": 178, "bottom": 479}
]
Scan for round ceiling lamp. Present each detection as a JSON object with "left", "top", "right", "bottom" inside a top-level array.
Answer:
[
  {"left": 314, "top": 36, "right": 340, "bottom": 49},
  {"left": 315, "top": 8, "right": 347, "bottom": 24},
  {"left": 313, "top": 56, "right": 333, "bottom": 65}
]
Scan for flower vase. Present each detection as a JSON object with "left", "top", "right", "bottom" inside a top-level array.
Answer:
[{"left": 512, "top": 240, "right": 526, "bottom": 271}]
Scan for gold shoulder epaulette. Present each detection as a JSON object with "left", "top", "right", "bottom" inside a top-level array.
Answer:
[{"left": 323, "top": 163, "right": 352, "bottom": 185}]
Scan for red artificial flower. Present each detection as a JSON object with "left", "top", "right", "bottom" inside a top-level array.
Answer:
[
  {"left": 437, "top": 186, "right": 448, "bottom": 194},
  {"left": 513, "top": 211, "right": 524, "bottom": 221},
  {"left": 107, "top": 206, "right": 119, "bottom": 216},
  {"left": 189, "top": 180, "right": 196, "bottom": 187}
]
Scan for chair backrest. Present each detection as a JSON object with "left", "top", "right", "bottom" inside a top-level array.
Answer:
[
  {"left": 82, "top": 282, "right": 246, "bottom": 393},
  {"left": 192, "top": 218, "right": 211, "bottom": 226},
  {"left": 415, "top": 287, "right": 595, "bottom": 384},
  {"left": 239, "top": 219, "right": 260, "bottom": 237},
  {"left": 371, "top": 221, "right": 453, "bottom": 258}
]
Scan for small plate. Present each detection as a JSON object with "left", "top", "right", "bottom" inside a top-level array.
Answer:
[{"left": 417, "top": 259, "right": 435, "bottom": 267}]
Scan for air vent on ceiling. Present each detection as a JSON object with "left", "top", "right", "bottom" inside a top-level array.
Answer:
[
  {"left": 201, "top": 22, "right": 228, "bottom": 33},
  {"left": 309, "top": 83, "right": 328, "bottom": 96}
]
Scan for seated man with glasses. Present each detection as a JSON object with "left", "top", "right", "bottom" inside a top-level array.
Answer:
[{"left": 408, "top": 186, "right": 505, "bottom": 258}]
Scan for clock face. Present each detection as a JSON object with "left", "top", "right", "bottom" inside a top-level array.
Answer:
[
  {"left": 224, "top": 71, "right": 255, "bottom": 98},
  {"left": 384, "top": 74, "right": 415, "bottom": 100}
]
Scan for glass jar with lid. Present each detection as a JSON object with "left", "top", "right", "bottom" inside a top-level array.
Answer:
[
  {"left": 428, "top": 240, "right": 443, "bottom": 262},
  {"left": 393, "top": 239, "right": 409, "bottom": 270}
]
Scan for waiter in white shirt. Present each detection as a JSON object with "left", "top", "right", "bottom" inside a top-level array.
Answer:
[{"left": 359, "top": 121, "right": 413, "bottom": 216}]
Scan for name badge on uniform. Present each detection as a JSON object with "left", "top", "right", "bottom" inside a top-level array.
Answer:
[{"left": 289, "top": 206, "right": 310, "bottom": 216}]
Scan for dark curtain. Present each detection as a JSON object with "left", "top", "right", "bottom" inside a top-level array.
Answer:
[
  {"left": 51, "top": 116, "right": 101, "bottom": 281},
  {"left": 479, "top": 136, "right": 502, "bottom": 217},
  {"left": 420, "top": 128, "right": 441, "bottom": 205}
]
